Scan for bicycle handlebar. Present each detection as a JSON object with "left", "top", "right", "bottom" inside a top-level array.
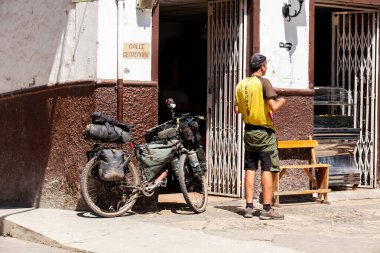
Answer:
[{"left": 145, "top": 113, "right": 206, "bottom": 134}]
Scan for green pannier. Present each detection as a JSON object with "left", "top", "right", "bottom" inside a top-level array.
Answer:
[{"left": 139, "top": 140, "right": 179, "bottom": 182}]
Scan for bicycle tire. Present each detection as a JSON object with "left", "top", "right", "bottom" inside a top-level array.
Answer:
[
  {"left": 177, "top": 153, "right": 208, "bottom": 213},
  {"left": 80, "top": 157, "right": 140, "bottom": 218}
]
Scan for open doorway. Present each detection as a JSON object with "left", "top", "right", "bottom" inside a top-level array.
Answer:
[
  {"left": 158, "top": 2, "right": 208, "bottom": 122},
  {"left": 158, "top": 0, "right": 247, "bottom": 197},
  {"left": 314, "top": 4, "right": 379, "bottom": 188},
  {"left": 157, "top": 1, "right": 208, "bottom": 194}
]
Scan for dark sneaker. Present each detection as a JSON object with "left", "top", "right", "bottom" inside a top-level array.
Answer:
[
  {"left": 259, "top": 208, "right": 284, "bottom": 220},
  {"left": 244, "top": 207, "right": 254, "bottom": 218}
]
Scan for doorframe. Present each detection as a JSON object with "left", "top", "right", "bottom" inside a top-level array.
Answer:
[
  {"left": 151, "top": 4, "right": 159, "bottom": 82},
  {"left": 312, "top": 0, "right": 380, "bottom": 187},
  {"left": 247, "top": 0, "right": 261, "bottom": 76}
]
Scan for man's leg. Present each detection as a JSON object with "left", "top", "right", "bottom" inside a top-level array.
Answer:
[
  {"left": 261, "top": 171, "right": 272, "bottom": 206},
  {"left": 259, "top": 142, "right": 284, "bottom": 220},
  {"left": 245, "top": 170, "right": 256, "bottom": 204},
  {"left": 260, "top": 171, "right": 284, "bottom": 220},
  {"left": 244, "top": 169, "right": 256, "bottom": 218}
]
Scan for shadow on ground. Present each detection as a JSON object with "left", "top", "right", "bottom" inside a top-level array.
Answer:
[{"left": 213, "top": 205, "right": 261, "bottom": 217}]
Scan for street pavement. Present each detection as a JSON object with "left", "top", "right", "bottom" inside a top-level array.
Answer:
[
  {"left": 0, "top": 237, "right": 73, "bottom": 253},
  {"left": 1, "top": 189, "right": 380, "bottom": 253}
]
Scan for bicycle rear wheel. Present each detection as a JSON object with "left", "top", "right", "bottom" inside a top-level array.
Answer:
[
  {"left": 80, "top": 157, "right": 140, "bottom": 218},
  {"left": 177, "top": 153, "right": 208, "bottom": 213}
]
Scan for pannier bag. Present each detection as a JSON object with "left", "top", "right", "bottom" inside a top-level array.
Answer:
[
  {"left": 98, "top": 149, "right": 125, "bottom": 181},
  {"left": 83, "top": 124, "right": 132, "bottom": 143},
  {"left": 196, "top": 147, "right": 206, "bottom": 163},
  {"left": 190, "top": 121, "right": 201, "bottom": 145},
  {"left": 179, "top": 122, "right": 201, "bottom": 146},
  {"left": 139, "top": 140, "right": 179, "bottom": 182},
  {"left": 196, "top": 147, "right": 207, "bottom": 173},
  {"left": 145, "top": 125, "right": 177, "bottom": 142},
  {"left": 179, "top": 123, "right": 194, "bottom": 142}
]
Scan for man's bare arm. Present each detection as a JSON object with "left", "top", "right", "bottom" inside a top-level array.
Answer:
[{"left": 267, "top": 97, "right": 286, "bottom": 112}]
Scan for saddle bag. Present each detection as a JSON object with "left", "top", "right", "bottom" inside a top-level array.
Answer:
[
  {"left": 139, "top": 140, "right": 179, "bottom": 182},
  {"left": 83, "top": 112, "right": 133, "bottom": 143},
  {"left": 98, "top": 149, "right": 125, "bottom": 181},
  {"left": 83, "top": 124, "right": 132, "bottom": 143}
]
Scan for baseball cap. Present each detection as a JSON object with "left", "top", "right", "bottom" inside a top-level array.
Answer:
[{"left": 249, "top": 53, "right": 267, "bottom": 70}]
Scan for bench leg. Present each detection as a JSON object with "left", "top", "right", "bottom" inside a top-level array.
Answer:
[
  {"left": 322, "top": 167, "right": 329, "bottom": 203},
  {"left": 272, "top": 172, "right": 280, "bottom": 207},
  {"left": 316, "top": 167, "right": 330, "bottom": 204},
  {"left": 316, "top": 168, "right": 322, "bottom": 201}
]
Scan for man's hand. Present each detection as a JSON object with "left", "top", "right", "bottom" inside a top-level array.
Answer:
[
  {"left": 234, "top": 105, "right": 240, "bottom": 114},
  {"left": 268, "top": 97, "right": 286, "bottom": 112}
]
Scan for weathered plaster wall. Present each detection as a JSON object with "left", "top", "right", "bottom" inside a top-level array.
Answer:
[
  {"left": 276, "top": 96, "right": 314, "bottom": 191},
  {"left": 0, "top": 1, "right": 98, "bottom": 94},
  {"left": 0, "top": 0, "right": 155, "bottom": 209},
  {"left": 260, "top": 0, "right": 309, "bottom": 89},
  {"left": 97, "top": 0, "right": 152, "bottom": 81},
  {"left": 275, "top": 96, "right": 314, "bottom": 141},
  {"left": 0, "top": 84, "right": 157, "bottom": 209}
]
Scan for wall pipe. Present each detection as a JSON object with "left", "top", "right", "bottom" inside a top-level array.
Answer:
[{"left": 117, "top": 0, "right": 124, "bottom": 121}]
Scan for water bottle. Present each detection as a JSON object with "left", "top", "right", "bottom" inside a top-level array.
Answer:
[
  {"left": 188, "top": 151, "right": 200, "bottom": 174},
  {"left": 171, "top": 157, "right": 179, "bottom": 172}
]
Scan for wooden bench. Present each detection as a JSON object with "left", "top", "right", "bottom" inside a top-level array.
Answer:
[{"left": 272, "top": 138, "right": 331, "bottom": 206}]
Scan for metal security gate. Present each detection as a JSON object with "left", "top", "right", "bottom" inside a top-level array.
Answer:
[
  {"left": 206, "top": 0, "right": 246, "bottom": 196},
  {"left": 332, "top": 11, "right": 379, "bottom": 187}
]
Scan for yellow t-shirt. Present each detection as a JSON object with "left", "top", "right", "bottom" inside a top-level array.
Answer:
[{"left": 235, "top": 76, "right": 278, "bottom": 131}]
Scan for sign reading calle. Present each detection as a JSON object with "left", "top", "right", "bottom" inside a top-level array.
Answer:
[{"left": 123, "top": 43, "right": 150, "bottom": 59}]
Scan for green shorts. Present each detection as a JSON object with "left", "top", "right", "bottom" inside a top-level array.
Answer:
[{"left": 244, "top": 129, "right": 280, "bottom": 172}]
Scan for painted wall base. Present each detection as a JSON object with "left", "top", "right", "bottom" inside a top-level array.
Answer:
[{"left": 0, "top": 82, "right": 158, "bottom": 209}]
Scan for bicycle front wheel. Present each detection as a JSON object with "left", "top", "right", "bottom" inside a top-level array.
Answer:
[
  {"left": 80, "top": 157, "right": 140, "bottom": 218},
  {"left": 177, "top": 153, "right": 208, "bottom": 213}
]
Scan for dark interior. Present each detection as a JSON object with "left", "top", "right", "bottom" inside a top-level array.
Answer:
[
  {"left": 158, "top": 9, "right": 208, "bottom": 194},
  {"left": 314, "top": 7, "right": 334, "bottom": 87},
  {"left": 158, "top": 15, "right": 208, "bottom": 122},
  {"left": 314, "top": 6, "right": 346, "bottom": 116}
]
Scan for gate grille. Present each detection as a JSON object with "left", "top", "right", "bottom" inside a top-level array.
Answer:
[
  {"left": 333, "top": 11, "right": 379, "bottom": 187},
  {"left": 207, "top": 0, "right": 245, "bottom": 196}
]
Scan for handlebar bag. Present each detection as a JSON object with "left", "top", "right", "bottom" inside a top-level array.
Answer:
[
  {"left": 98, "top": 149, "right": 125, "bottom": 181},
  {"left": 157, "top": 127, "right": 177, "bottom": 140},
  {"left": 179, "top": 123, "right": 194, "bottom": 142},
  {"left": 83, "top": 124, "right": 132, "bottom": 143},
  {"left": 139, "top": 140, "right": 179, "bottom": 182}
]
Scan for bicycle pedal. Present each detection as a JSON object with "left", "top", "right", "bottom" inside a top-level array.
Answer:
[{"left": 160, "top": 178, "right": 168, "bottom": 187}]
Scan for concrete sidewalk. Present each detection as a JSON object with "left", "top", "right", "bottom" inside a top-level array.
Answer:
[
  {"left": 0, "top": 208, "right": 300, "bottom": 253},
  {"left": 1, "top": 189, "right": 380, "bottom": 253}
]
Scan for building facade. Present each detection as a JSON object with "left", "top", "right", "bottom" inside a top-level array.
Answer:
[{"left": 0, "top": 0, "right": 379, "bottom": 208}]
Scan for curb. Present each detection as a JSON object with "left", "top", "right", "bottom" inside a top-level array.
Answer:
[
  {"left": 0, "top": 218, "right": 89, "bottom": 253},
  {"left": 327, "top": 189, "right": 380, "bottom": 202}
]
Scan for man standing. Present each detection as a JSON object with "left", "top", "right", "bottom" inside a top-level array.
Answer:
[{"left": 234, "top": 53, "right": 286, "bottom": 220}]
